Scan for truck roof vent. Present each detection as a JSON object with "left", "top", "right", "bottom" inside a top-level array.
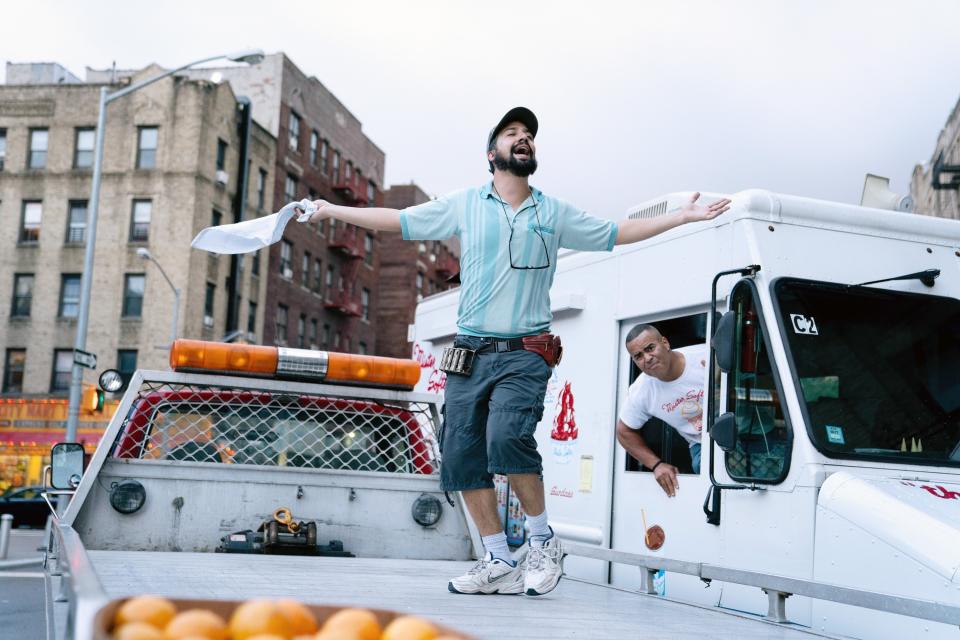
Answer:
[{"left": 628, "top": 200, "right": 669, "bottom": 220}]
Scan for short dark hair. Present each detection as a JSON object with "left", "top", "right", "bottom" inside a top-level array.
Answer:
[
  {"left": 625, "top": 323, "right": 660, "bottom": 346},
  {"left": 487, "top": 136, "right": 497, "bottom": 174}
]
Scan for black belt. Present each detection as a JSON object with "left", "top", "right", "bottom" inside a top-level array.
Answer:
[{"left": 475, "top": 338, "right": 526, "bottom": 353}]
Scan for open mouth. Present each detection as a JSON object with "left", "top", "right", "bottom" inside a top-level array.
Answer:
[{"left": 512, "top": 143, "right": 532, "bottom": 159}]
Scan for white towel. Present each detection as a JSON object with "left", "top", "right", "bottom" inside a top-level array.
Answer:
[{"left": 190, "top": 199, "right": 318, "bottom": 254}]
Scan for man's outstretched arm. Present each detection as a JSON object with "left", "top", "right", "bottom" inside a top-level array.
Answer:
[
  {"left": 614, "top": 192, "right": 731, "bottom": 246},
  {"left": 304, "top": 200, "right": 402, "bottom": 233}
]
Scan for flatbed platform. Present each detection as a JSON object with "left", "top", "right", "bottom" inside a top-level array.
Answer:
[{"left": 89, "top": 551, "right": 825, "bottom": 639}]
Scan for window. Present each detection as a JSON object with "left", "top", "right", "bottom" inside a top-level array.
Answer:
[
  {"left": 322, "top": 324, "right": 331, "bottom": 347},
  {"left": 345, "top": 160, "right": 353, "bottom": 181},
  {"left": 334, "top": 332, "right": 342, "bottom": 349},
  {"left": 2, "top": 349, "right": 25, "bottom": 393},
  {"left": 721, "top": 282, "right": 790, "bottom": 482},
  {"left": 0, "top": 128, "right": 6, "bottom": 171},
  {"left": 280, "top": 241, "right": 293, "bottom": 279},
  {"left": 310, "top": 131, "right": 319, "bottom": 165},
  {"left": 301, "top": 251, "right": 311, "bottom": 287},
  {"left": 309, "top": 319, "right": 318, "bottom": 347},
  {"left": 288, "top": 111, "right": 301, "bottom": 151},
  {"left": 204, "top": 282, "right": 215, "bottom": 327},
  {"left": 28, "top": 128, "right": 48, "bottom": 169},
  {"left": 20, "top": 201, "right": 42, "bottom": 243},
  {"left": 123, "top": 274, "right": 145, "bottom": 317},
  {"left": 137, "top": 126, "right": 158, "bottom": 169},
  {"left": 364, "top": 233, "right": 374, "bottom": 266},
  {"left": 332, "top": 151, "right": 340, "bottom": 182},
  {"left": 211, "top": 209, "right": 222, "bottom": 228},
  {"left": 129, "top": 200, "right": 152, "bottom": 241},
  {"left": 416, "top": 272, "right": 424, "bottom": 293},
  {"left": 325, "top": 265, "right": 335, "bottom": 297},
  {"left": 361, "top": 288, "right": 370, "bottom": 321},
  {"left": 285, "top": 173, "right": 297, "bottom": 201},
  {"left": 11, "top": 274, "right": 33, "bottom": 318},
  {"left": 59, "top": 274, "right": 81, "bottom": 318},
  {"left": 276, "top": 304, "right": 288, "bottom": 344},
  {"left": 320, "top": 139, "right": 329, "bottom": 174},
  {"left": 257, "top": 168, "right": 267, "bottom": 210},
  {"left": 297, "top": 314, "right": 306, "bottom": 348},
  {"left": 51, "top": 350, "right": 73, "bottom": 393},
  {"left": 358, "top": 341, "right": 367, "bottom": 355},
  {"left": 252, "top": 250, "right": 261, "bottom": 276},
  {"left": 367, "top": 181, "right": 376, "bottom": 207},
  {"left": 74, "top": 128, "right": 95, "bottom": 168},
  {"left": 247, "top": 301, "right": 257, "bottom": 334},
  {"left": 66, "top": 200, "right": 87, "bottom": 244},
  {"left": 216, "top": 138, "right": 228, "bottom": 171},
  {"left": 117, "top": 350, "right": 137, "bottom": 387},
  {"left": 313, "top": 259, "right": 323, "bottom": 293}
]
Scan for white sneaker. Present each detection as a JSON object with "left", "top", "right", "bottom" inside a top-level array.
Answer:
[
  {"left": 448, "top": 552, "right": 524, "bottom": 595},
  {"left": 524, "top": 531, "right": 564, "bottom": 596}
]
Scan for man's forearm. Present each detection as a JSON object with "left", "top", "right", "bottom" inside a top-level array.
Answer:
[
  {"left": 614, "top": 211, "right": 686, "bottom": 246},
  {"left": 617, "top": 424, "right": 661, "bottom": 468},
  {"left": 325, "top": 204, "right": 402, "bottom": 233}
]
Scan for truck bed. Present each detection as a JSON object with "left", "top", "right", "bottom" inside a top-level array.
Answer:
[{"left": 88, "top": 551, "right": 825, "bottom": 639}]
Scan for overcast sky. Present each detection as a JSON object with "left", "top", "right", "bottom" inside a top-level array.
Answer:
[{"left": 5, "top": 0, "right": 959, "bottom": 218}]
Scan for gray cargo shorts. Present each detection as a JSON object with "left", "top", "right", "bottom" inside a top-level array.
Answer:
[{"left": 439, "top": 334, "right": 552, "bottom": 492}]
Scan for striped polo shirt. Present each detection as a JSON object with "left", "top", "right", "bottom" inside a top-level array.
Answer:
[{"left": 400, "top": 181, "right": 618, "bottom": 338}]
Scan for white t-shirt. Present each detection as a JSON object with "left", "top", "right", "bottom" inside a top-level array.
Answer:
[{"left": 619, "top": 344, "right": 708, "bottom": 447}]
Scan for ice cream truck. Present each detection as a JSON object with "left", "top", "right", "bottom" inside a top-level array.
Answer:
[{"left": 411, "top": 188, "right": 960, "bottom": 638}]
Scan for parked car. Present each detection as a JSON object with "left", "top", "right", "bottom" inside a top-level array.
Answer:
[{"left": 0, "top": 485, "right": 50, "bottom": 528}]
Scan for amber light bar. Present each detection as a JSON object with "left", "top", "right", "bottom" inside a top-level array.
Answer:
[{"left": 169, "top": 339, "right": 421, "bottom": 389}]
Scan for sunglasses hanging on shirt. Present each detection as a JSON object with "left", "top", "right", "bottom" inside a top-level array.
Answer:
[{"left": 492, "top": 184, "right": 551, "bottom": 270}]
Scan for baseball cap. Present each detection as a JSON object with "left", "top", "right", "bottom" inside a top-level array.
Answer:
[{"left": 487, "top": 106, "right": 538, "bottom": 150}]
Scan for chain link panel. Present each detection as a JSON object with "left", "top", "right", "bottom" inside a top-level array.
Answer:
[{"left": 109, "top": 381, "right": 439, "bottom": 475}]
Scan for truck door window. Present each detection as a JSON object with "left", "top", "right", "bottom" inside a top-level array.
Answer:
[
  {"left": 724, "top": 282, "right": 792, "bottom": 482},
  {"left": 775, "top": 279, "right": 960, "bottom": 466}
]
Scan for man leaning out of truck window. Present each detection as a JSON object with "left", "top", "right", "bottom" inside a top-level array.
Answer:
[
  {"left": 300, "top": 107, "right": 730, "bottom": 597},
  {"left": 617, "top": 324, "right": 708, "bottom": 497}
]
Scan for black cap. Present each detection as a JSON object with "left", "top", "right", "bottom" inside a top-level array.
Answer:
[{"left": 487, "top": 106, "right": 538, "bottom": 150}]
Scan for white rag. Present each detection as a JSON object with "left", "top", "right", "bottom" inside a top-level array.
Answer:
[{"left": 190, "top": 199, "right": 318, "bottom": 254}]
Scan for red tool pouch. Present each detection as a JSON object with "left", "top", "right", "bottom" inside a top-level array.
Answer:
[{"left": 521, "top": 333, "right": 563, "bottom": 368}]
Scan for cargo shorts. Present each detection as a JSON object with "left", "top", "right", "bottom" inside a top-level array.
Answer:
[{"left": 439, "top": 334, "right": 552, "bottom": 492}]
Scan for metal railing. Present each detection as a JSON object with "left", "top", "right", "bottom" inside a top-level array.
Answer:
[{"left": 565, "top": 542, "right": 960, "bottom": 627}]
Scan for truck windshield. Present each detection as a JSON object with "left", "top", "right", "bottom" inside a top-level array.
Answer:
[{"left": 775, "top": 279, "right": 960, "bottom": 466}]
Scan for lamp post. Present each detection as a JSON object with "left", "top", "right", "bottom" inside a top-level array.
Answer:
[
  {"left": 64, "top": 50, "right": 265, "bottom": 444},
  {"left": 136, "top": 248, "right": 181, "bottom": 348}
]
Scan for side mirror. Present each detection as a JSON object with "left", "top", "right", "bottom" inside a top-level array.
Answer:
[
  {"left": 711, "top": 412, "right": 738, "bottom": 452},
  {"left": 712, "top": 311, "right": 737, "bottom": 373},
  {"left": 51, "top": 442, "right": 85, "bottom": 490}
]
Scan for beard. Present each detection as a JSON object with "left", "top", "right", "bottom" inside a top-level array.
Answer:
[{"left": 492, "top": 148, "right": 538, "bottom": 177}]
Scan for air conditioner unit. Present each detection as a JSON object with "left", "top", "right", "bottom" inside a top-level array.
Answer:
[
  {"left": 283, "top": 268, "right": 293, "bottom": 279},
  {"left": 216, "top": 170, "right": 229, "bottom": 186},
  {"left": 203, "top": 315, "right": 214, "bottom": 328}
]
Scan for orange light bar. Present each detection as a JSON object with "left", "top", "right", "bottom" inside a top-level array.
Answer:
[
  {"left": 169, "top": 339, "right": 278, "bottom": 375},
  {"left": 325, "top": 352, "right": 421, "bottom": 389}
]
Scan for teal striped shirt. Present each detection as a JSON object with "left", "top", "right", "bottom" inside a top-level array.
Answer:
[{"left": 400, "top": 182, "right": 617, "bottom": 338}]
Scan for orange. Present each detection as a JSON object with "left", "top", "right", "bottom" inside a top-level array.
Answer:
[
  {"left": 242, "top": 636, "right": 288, "bottom": 640},
  {"left": 163, "top": 609, "right": 228, "bottom": 640},
  {"left": 114, "top": 622, "right": 165, "bottom": 640},
  {"left": 228, "top": 600, "right": 292, "bottom": 640},
  {"left": 381, "top": 616, "right": 439, "bottom": 640},
  {"left": 320, "top": 608, "right": 381, "bottom": 640},
  {"left": 276, "top": 599, "right": 318, "bottom": 635},
  {"left": 114, "top": 595, "right": 178, "bottom": 630}
]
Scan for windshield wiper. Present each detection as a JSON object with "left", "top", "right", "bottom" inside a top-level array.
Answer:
[{"left": 850, "top": 268, "right": 940, "bottom": 289}]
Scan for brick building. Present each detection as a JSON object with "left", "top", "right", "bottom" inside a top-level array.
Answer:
[
  {"left": 377, "top": 184, "right": 460, "bottom": 359},
  {"left": 0, "top": 62, "right": 275, "bottom": 396},
  {"left": 187, "top": 54, "right": 385, "bottom": 354},
  {"left": 911, "top": 93, "right": 960, "bottom": 220}
]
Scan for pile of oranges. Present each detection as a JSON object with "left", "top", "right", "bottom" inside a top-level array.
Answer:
[{"left": 109, "top": 595, "right": 467, "bottom": 640}]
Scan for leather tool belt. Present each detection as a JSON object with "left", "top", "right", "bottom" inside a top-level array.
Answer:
[
  {"left": 440, "top": 333, "right": 563, "bottom": 376},
  {"left": 519, "top": 333, "right": 563, "bottom": 368}
]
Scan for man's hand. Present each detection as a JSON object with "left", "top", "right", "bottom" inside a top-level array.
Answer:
[
  {"left": 304, "top": 199, "right": 332, "bottom": 224},
  {"left": 653, "top": 462, "right": 680, "bottom": 497},
  {"left": 679, "top": 192, "right": 732, "bottom": 224}
]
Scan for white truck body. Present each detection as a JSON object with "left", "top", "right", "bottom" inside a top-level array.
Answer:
[{"left": 411, "top": 189, "right": 960, "bottom": 639}]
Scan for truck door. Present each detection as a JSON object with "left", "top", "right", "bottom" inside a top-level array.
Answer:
[{"left": 609, "top": 313, "right": 722, "bottom": 607}]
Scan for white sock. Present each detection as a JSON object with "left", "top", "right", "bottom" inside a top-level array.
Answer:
[
  {"left": 526, "top": 510, "right": 551, "bottom": 539},
  {"left": 482, "top": 532, "right": 513, "bottom": 564}
]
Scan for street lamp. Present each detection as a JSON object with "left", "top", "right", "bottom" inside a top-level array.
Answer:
[
  {"left": 136, "top": 248, "right": 181, "bottom": 348},
  {"left": 64, "top": 50, "right": 265, "bottom": 444}
]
